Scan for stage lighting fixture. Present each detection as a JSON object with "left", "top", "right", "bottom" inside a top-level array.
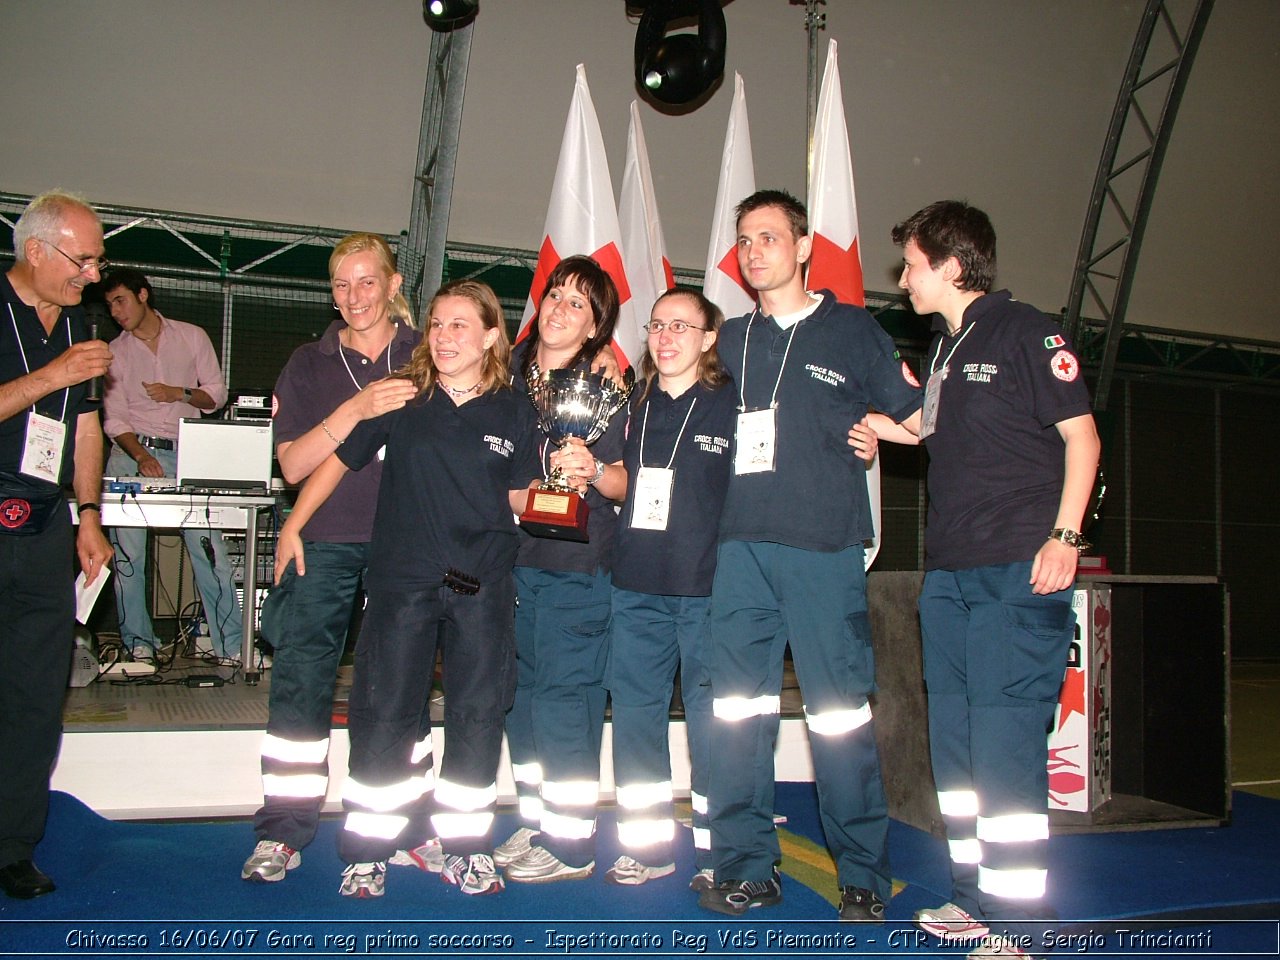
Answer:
[
  {"left": 634, "top": 0, "right": 726, "bottom": 106},
  {"left": 423, "top": 0, "right": 478, "bottom": 28}
]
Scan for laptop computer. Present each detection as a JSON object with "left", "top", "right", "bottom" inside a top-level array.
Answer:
[{"left": 176, "top": 418, "right": 274, "bottom": 493}]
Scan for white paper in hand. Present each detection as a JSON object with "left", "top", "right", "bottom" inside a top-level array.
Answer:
[{"left": 75, "top": 566, "right": 111, "bottom": 625}]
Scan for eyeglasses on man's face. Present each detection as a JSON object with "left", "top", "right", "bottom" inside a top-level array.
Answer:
[
  {"left": 644, "top": 319, "right": 706, "bottom": 335},
  {"left": 42, "top": 239, "right": 109, "bottom": 275}
]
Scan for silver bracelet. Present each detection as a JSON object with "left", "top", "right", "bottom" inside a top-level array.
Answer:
[
  {"left": 588, "top": 457, "right": 606, "bottom": 485},
  {"left": 320, "top": 417, "right": 343, "bottom": 445}
]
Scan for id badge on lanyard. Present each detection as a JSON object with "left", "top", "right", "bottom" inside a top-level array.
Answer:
[
  {"left": 630, "top": 466, "right": 675, "bottom": 530},
  {"left": 919, "top": 369, "right": 944, "bottom": 440},
  {"left": 734, "top": 407, "right": 777, "bottom": 474},
  {"left": 921, "top": 323, "right": 974, "bottom": 441},
  {"left": 9, "top": 307, "right": 71, "bottom": 483},
  {"left": 21, "top": 411, "right": 66, "bottom": 483}
]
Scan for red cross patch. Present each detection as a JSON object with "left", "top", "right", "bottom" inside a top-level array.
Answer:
[
  {"left": 1051, "top": 350, "right": 1080, "bottom": 382},
  {"left": 901, "top": 361, "right": 921, "bottom": 389},
  {"left": 0, "top": 498, "right": 32, "bottom": 530}
]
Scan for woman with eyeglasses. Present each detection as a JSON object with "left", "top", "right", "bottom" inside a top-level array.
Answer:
[
  {"left": 601, "top": 288, "right": 882, "bottom": 889},
  {"left": 598, "top": 288, "right": 736, "bottom": 888}
]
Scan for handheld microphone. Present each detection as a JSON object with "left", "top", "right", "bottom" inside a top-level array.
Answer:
[{"left": 86, "top": 318, "right": 103, "bottom": 402}]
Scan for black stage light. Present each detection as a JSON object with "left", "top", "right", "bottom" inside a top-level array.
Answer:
[
  {"left": 423, "top": 0, "right": 478, "bottom": 28},
  {"left": 634, "top": 0, "right": 726, "bottom": 105}
]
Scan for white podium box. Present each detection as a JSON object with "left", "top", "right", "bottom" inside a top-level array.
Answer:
[{"left": 1047, "top": 585, "right": 1113, "bottom": 813}]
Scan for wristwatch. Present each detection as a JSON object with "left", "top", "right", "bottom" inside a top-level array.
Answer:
[
  {"left": 182, "top": 388, "right": 193, "bottom": 403},
  {"left": 1048, "top": 527, "right": 1091, "bottom": 552},
  {"left": 588, "top": 458, "right": 606, "bottom": 486}
]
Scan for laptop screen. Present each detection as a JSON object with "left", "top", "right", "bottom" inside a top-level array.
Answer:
[{"left": 176, "top": 418, "right": 274, "bottom": 492}]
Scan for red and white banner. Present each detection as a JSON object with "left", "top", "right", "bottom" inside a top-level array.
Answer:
[
  {"left": 1048, "top": 586, "right": 1113, "bottom": 813},
  {"left": 618, "top": 100, "right": 673, "bottom": 361},
  {"left": 806, "top": 39, "right": 865, "bottom": 307},
  {"left": 702, "top": 72, "right": 756, "bottom": 322},
  {"left": 806, "top": 39, "right": 881, "bottom": 569},
  {"left": 519, "top": 64, "right": 639, "bottom": 371}
]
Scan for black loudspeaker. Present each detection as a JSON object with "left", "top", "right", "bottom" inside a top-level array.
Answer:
[{"left": 634, "top": 0, "right": 726, "bottom": 105}]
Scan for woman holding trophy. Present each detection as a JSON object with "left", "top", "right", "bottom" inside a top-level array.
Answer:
[
  {"left": 603, "top": 288, "right": 737, "bottom": 888},
  {"left": 273, "top": 279, "right": 542, "bottom": 899},
  {"left": 498, "top": 255, "right": 631, "bottom": 884}
]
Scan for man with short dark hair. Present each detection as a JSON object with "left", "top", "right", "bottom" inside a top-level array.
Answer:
[
  {"left": 699, "top": 189, "right": 922, "bottom": 921},
  {"left": 0, "top": 191, "right": 114, "bottom": 899},
  {"left": 101, "top": 267, "right": 243, "bottom": 661},
  {"left": 883, "top": 200, "right": 1100, "bottom": 959}
]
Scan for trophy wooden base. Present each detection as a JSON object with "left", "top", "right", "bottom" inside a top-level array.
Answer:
[{"left": 520, "top": 487, "right": 590, "bottom": 542}]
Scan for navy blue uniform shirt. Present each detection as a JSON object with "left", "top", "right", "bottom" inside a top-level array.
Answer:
[
  {"left": 718, "top": 292, "right": 922, "bottom": 552},
  {"left": 339, "top": 384, "right": 541, "bottom": 586},
  {"left": 612, "top": 378, "right": 736, "bottom": 597},
  {"left": 921, "top": 290, "right": 1093, "bottom": 571},
  {"left": 511, "top": 340, "right": 629, "bottom": 575},
  {"left": 273, "top": 319, "right": 420, "bottom": 543},
  {"left": 0, "top": 272, "right": 98, "bottom": 489}
]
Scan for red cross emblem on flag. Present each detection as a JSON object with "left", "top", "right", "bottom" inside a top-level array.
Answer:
[
  {"left": 1051, "top": 350, "right": 1080, "bottom": 382},
  {"left": 0, "top": 498, "right": 32, "bottom": 530}
]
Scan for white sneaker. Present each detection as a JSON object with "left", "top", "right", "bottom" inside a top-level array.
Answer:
[
  {"left": 240, "top": 840, "right": 300, "bottom": 882},
  {"left": 968, "top": 935, "right": 1033, "bottom": 959},
  {"left": 503, "top": 845, "right": 594, "bottom": 883},
  {"left": 441, "top": 853, "right": 505, "bottom": 895},
  {"left": 493, "top": 826, "right": 539, "bottom": 868},
  {"left": 389, "top": 837, "right": 445, "bottom": 873},
  {"left": 605, "top": 855, "right": 675, "bottom": 886},
  {"left": 915, "top": 902, "right": 990, "bottom": 942},
  {"left": 338, "top": 861, "right": 386, "bottom": 898}
]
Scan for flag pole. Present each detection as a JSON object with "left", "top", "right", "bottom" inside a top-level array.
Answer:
[{"left": 799, "top": 0, "right": 827, "bottom": 195}]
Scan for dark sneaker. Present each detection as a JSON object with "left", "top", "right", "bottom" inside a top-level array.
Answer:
[
  {"left": 697, "top": 868, "right": 782, "bottom": 916},
  {"left": 689, "top": 867, "right": 716, "bottom": 892},
  {"left": 839, "top": 885, "right": 886, "bottom": 921}
]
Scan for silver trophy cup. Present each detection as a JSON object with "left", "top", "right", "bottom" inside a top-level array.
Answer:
[{"left": 520, "top": 368, "right": 631, "bottom": 541}]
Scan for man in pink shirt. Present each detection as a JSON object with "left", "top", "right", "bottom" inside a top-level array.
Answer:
[{"left": 101, "top": 268, "right": 243, "bottom": 661}]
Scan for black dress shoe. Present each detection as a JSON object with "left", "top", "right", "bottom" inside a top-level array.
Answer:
[{"left": 0, "top": 859, "right": 56, "bottom": 899}]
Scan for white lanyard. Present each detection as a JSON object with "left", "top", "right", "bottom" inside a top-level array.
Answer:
[
  {"left": 639, "top": 394, "right": 697, "bottom": 470},
  {"left": 338, "top": 323, "right": 396, "bottom": 392},
  {"left": 8, "top": 304, "right": 71, "bottom": 422},
  {"left": 929, "top": 321, "right": 977, "bottom": 377},
  {"left": 737, "top": 308, "right": 804, "bottom": 412}
]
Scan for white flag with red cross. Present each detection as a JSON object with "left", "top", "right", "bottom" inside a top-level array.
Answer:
[
  {"left": 807, "top": 38, "right": 866, "bottom": 307},
  {"left": 806, "top": 38, "right": 882, "bottom": 569},
  {"left": 518, "top": 64, "right": 638, "bottom": 371},
  {"left": 618, "top": 100, "right": 673, "bottom": 358},
  {"left": 702, "top": 72, "right": 757, "bottom": 322}
]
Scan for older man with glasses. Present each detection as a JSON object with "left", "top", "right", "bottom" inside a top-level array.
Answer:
[{"left": 0, "top": 191, "right": 114, "bottom": 900}]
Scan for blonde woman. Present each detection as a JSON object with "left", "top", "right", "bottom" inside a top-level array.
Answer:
[{"left": 242, "top": 233, "right": 418, "bottom": 884}]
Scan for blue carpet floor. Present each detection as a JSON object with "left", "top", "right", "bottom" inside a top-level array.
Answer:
[{"left": 2, "top": 785, "right": 1278, "bottom": 957}]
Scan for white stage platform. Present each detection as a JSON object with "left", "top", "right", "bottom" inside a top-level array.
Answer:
[{"left": 51, "top": 664, "right": 816, "bottom": 821}]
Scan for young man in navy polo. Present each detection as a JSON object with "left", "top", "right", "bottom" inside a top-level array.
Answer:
[
  {"left": 881, "top": 200, "right": 1100, "bottom": 960},
  {"left": 700, "top": 189, "right": 923, "bottom": 920}
]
